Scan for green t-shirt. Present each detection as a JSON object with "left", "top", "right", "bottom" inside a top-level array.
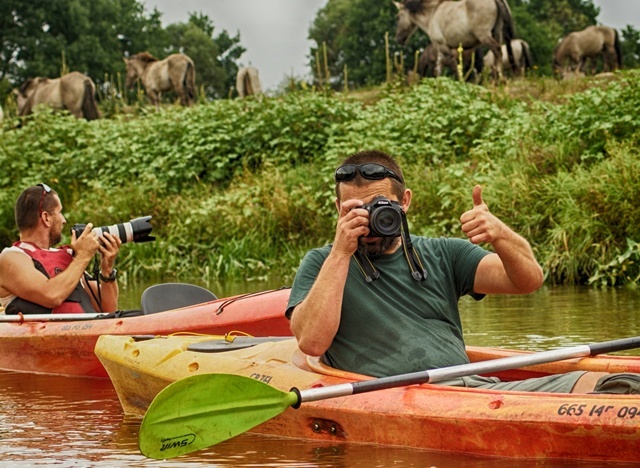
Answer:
[{"left": 287, "top": 235, "right": 490, "bottom": 377}]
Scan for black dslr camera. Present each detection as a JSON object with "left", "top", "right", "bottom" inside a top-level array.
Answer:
[
  {"left": 360, "top": 196, "right": 403, "bottom": 237},
  {"left": 71, "top": 216, "right": 155, "bottom": 244}
]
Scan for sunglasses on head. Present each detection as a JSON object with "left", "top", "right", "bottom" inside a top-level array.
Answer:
[
  {"left": 334, "top": 163, "right": 404, "bottom": 184},
  {"left": 37, "top": 183, "right": 51, "bottom": 216}
]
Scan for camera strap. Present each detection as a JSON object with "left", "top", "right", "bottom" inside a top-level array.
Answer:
[
  {"left": 352, "top": 250, "right": 380, "bottom": 283},
  {"left": 85, "top": 255, "right": 105, "bottom": 312},
  {"left": 352, "top": 212, "right": 427, "bottom": 283},
  {"left": 401, "top": 212, "right": 428, "bottom": 281}
]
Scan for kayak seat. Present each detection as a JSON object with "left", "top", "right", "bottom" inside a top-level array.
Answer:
[{"left": 141, "top": 283, "right": 217, "bottom": 314}]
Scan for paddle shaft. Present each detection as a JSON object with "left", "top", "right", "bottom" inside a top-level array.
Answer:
[
  {"left": 295, "top": 336, "right": 640, "bottom": 405},
  {"left": 0, "top": 313, "right": 111, "bottom": 322}
]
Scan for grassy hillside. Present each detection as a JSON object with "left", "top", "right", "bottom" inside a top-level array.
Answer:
[{"left": 1, "top": 72, "right": 639, "bottom": 287}]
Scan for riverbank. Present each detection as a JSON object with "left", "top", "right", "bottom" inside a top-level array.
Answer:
[{"left": 1, "top": 71, "right": 639, "bottom": 286}]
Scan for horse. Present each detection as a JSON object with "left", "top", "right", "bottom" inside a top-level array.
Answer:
[
  {"left": 484, "top": 38, "right": 532, "bottom": 77},
  {"left": 394, "top": 0, "right": 516, "bottom": 80},
  {"left": 553, "top": 26, "right": 622, "bottom": 78},
  {"left": 417, "top": 43, "right": 484, "bottom": 82},
  {"left": 124, "top": 52, "right": 196, "bottom": 106},
  {"left": 236, "top": 67, "right": 263, "bottom": 97},
  {"left": 13, "top": 72, "right": 100, "bottom": 120}
]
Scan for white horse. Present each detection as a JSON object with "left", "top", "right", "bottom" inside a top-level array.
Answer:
[
  {"left": 484, "top": 39, "right": 532, "bottom": 77},
  {"left": 394, "top": 0, "right": 516, "bottom": 80},
  {"left": 236, "top": 67, "right": 263, "bottom": 97}
]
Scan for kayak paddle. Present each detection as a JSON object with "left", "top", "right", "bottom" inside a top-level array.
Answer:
[{"left": 139, "top": 336, "right": 640, "bottom": 459}]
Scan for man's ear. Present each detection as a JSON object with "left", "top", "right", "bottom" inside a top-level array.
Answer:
[
  {"left": 401, "top": 188, "right": 412, "bottom": 212},
  {"left": 41, "top": 211, "right": 52, "bottom": 228},
  {"left": 335, "top": 198, "right": 341, "bottom": 213}
]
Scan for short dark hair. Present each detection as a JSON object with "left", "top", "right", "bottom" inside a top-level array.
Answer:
[
  {"left": 15, "top": 186, "right": 59, "bottom": 231},
  {"left": 334, "top": 150, "right": 406, "bottom": 200}
]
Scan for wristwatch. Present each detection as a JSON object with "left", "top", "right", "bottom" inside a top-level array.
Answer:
[{"left": 99, "top": 268, "right": 118, "bottom": 282}]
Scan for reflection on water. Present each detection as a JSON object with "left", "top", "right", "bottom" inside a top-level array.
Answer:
[
  {"left": 460, "top": 285, "right": 640, "bottom": 353},
  {"left": 1, "top": 284, "right": 639, "bottom": 466}
]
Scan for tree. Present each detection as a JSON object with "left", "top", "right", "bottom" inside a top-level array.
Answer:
[
  {"left": 308, "top": 0, "right": 424, "bottom": 89},
  {"left": 215, "top": 29, "right": 246, "bottom": 98},
  {"left": 189, "top": 12, "right": 247, "bottom": 99},
  {"left": 620, "top": 26, "right": 640, "bottom": 69},
  {"left": 508, "top": 1, "right": 567, "bottom": 75},
  {"left": 0, "top": 0, "right": 164, "bottom": 89},
  {"left": 516, "top": 0, "right": 599, "bottom": 34},
  {"left": 308, "top": 0, "right": 351, "bottom": 86},
  {"left": 0, "top": 3, "right": 247, "bottom": 104}
]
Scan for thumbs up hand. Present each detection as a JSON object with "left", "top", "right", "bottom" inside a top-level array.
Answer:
[
  {"left": 471, "top": 184, "right": 484, "bottom": 208},
  {"left": 460, "top": 185, "right": 504, "bottom": 245}
]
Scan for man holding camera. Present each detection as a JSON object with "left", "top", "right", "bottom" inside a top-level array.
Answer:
[
  {"left": 286, "top": 150, "right": 639, "bottom": 394},
  {"left": 0, "top": 184, "right": 121, "bottom": 314}
]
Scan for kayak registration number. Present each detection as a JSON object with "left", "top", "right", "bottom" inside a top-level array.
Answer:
[{"left": 557, "top": 403, "right": 640, "bottom": 419}]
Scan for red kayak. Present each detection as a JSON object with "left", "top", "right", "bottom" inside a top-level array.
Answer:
[{"left": 0, "top": 286, "right": 291, "bottom": 378}]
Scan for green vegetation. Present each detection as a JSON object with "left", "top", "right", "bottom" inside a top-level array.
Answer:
[{"left": 1, "top": 71, "right": 639, "bottom": 287}]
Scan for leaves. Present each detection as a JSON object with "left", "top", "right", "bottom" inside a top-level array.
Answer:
[{"left": 1, "top": 72, "right": 640, "bottom": 285}]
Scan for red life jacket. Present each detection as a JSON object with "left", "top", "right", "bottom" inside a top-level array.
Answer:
[{"left": 5, "top": 241, "right": 96, "bottom": 315}]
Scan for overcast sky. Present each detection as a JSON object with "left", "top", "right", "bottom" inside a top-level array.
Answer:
[{"left": 143, "top": 0, "right": 640, "bottom": 92}]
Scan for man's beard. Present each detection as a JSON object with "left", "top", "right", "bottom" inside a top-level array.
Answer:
[
  {"left": 357, "top": 236, "right": 400, "bottom": 257},
  {"left": 49, "top": 230, "right": 62, "bottom": 247}
]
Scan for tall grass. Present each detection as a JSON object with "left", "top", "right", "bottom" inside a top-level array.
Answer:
[{"left": 1, "top": 71, "right": 639, "bottom": 286}]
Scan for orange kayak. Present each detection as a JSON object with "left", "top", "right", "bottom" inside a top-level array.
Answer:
[
  {"left": 0, "top": 288, "right": 291, "bottom": 378},
  {"left": 95, "top": 334, "right": 640, "bottom": 462}
]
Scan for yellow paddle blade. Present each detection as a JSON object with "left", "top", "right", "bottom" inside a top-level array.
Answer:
[{"left": 139, "top": 373, "right": 299, "bottom": 459}]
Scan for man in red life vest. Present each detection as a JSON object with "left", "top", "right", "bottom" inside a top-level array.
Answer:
[{"left": 0, "top": 184, "right": 121, "bottom": 314}]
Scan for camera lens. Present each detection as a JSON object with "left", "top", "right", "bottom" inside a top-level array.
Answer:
[
  {"left": 370, "top": 206, "right": 402, "bottom": 237},
  {"left": 70, "top": 216, "right": 154, "bottom": 244},
  {"left": 95, "top": 216, "right": 154, "bottom": 243}
]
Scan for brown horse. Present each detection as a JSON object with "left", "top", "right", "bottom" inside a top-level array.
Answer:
[
  {"left": 124, "top": 52, "right": 196, "bottom": 106},
  {"left": 553, "top": 26, "right": 622, "bottom": 77},
  {"left": 484, "top": 38, "right": 532, "bottom": 77},
  {"left": 417, "top": 43, "right": 484, "bottom": 82},
  {"left": 236, "top": 67, "right": 263, "bottom": 97},
  {"left": 13, "top": 72, "right": 99, "bottom": 120},
  {"left": 394, "top": 0, "right": 516, "bottom": 80}
]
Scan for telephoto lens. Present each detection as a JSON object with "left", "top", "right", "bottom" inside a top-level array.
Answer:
[{"left": 71, "top": 216, "right": 155, "bottom": 244}]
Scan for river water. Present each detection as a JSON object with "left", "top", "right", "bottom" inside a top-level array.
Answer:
[{"left": 1, "top": 283, "right": 639, "bottom": 467}]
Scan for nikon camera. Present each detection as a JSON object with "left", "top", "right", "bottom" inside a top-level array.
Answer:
[{"left": 360, "top": 196, "right": 403, "bottom": 237}]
